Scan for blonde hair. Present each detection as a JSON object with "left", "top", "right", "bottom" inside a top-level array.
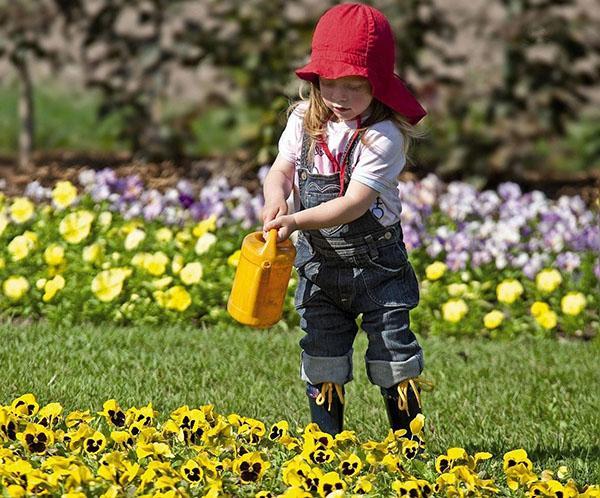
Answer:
[{"left": 288, "top": 81, "right": 425, "bottom": 161}]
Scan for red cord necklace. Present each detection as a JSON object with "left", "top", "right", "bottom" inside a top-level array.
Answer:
[{"left": 318, "top": 116, "right": 362, "bottom": 196}]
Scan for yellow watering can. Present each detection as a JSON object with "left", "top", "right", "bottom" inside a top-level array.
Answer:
[{"left": 227, "top": 229, "right": 296, "bottom": 328}]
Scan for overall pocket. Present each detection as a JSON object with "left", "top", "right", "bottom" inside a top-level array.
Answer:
[{"left": 360, "top": 243, "right": 420, "bottom": 309}]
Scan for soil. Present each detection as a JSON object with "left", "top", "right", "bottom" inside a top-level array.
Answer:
[{"left": 0, "top": 151, "right": 599, "bottom": 206}]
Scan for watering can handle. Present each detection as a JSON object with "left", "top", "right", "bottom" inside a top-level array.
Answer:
[{"left": 260, "top": 229, "right": 278, "bottom": 260}]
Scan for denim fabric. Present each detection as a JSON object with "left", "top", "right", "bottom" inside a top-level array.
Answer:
[{"left": 295, "top": 131, "right": 423, "bottom": 389}]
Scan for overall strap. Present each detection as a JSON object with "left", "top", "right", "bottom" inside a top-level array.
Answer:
[{"left": 299, "top": 129, "right": 312, "bottom": 170}]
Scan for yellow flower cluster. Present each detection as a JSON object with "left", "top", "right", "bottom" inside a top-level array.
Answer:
[{"left": 1, "top": 394, "right": 597, "bottom": 498}]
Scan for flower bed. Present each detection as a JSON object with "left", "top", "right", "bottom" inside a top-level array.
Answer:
[
  {"left": 0, "top": 171, "right": 598, "bottom": 337},
  {"left": 0, "top": 394, "right": 597, "bottom": 497}
]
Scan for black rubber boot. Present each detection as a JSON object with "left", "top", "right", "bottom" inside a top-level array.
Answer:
[
  {"left": 382, "top": 383, "right": 422, "bottom": 437},
  {"left": 306, "top": 383, "right": 344, "bottom": 436}
]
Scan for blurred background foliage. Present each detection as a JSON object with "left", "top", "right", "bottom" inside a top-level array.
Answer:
[{"left": 0, "top": 0, "right": 598, "bottom": 186}]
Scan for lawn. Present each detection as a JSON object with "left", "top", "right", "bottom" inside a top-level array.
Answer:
[{"left": 1, "top": 321, "right": 598, "bottom": 486}]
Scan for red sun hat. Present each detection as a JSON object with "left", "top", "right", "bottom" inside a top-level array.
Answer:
[{"left": 296, "top": 3, "right": 427, "bottom": 125}]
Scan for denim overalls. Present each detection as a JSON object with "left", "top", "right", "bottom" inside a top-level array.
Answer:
[{"left": 294, "top": 129, "right": 423, "bottom": 395}]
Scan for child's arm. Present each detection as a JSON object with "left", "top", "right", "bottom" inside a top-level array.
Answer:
[
  {"left": 264, "top": 179, "right": 379, "bottom": 241},
  {"left": 262, "top": 153, "right": 295, "bottom": 228}
]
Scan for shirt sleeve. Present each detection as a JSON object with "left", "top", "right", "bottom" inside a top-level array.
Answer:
[
  {"left": 277, "top": 103, "right": 306, "bottom": 164},
  {"left": 350, "top": 122, "right": 406, "bottom": 194}
]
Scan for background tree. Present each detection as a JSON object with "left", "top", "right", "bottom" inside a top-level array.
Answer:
[{"left": 0, "top": 0, "right": 75, "bottom": 173}]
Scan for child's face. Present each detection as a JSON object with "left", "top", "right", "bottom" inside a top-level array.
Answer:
[{"left": 319, "top": 76, "right": 373, "bottom": 122}]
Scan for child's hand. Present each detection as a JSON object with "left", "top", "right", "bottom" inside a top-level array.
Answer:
[
  {"left": 264, "top": 214, "right": 298, "bottom": 242},
  {"left": 262, "top": 199, "right": 288, "bottom": 229}
]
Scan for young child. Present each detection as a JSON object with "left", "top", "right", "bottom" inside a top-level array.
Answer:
[{"left": 262, "top": 3, "right": 428, "bottom": 436}]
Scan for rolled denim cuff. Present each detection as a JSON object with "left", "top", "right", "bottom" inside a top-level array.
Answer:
[
  {"left": 300, "top": 350, "right": 353, "bottom": 386},
  {"left": 365, "top": 351, "right": 423, "bottom": 389}
]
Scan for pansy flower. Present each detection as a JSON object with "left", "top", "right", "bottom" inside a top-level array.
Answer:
[
  {"left": 392, "top": 479, "right": 422, "bottom": 497},
  {"left": 0, "top": 408, "right": 18, "bottom": 441},
  {"left": 64, "top": 423, "right": 95, "bottom": 454},
  {"left": 282, "top": 456, "right": 313, "bottom": 488},
  {"left": 8, "top": 235, "right": 33, "bottom": 261},
  {"left": 43, "top": 275, "right": 66, "bottom": 302},
  {"left": 229, "top": 414, "right": 266, "bottom": 445},
  {"left": 232, "top": 451, "right": 270, "bottom": 484},
  {"left": 98, "top": 451, "right": 140, "bottom": 487},
  {"left": 318, "top": 471, "right": 346, "bottom": 497},
  {"left": 64, "top": 410, "right": 94, "bottom": 429},
  {"left": 83, "top": 430, "right": 107, "bottom": 454},
  {"left": 51, "top": 181, "right": 78, "bottom": 209},
  {"left": 110, "top": 430, "right": 134, "bottom": 450},
  {"left": 98, "top": 400, "right": 126, "bottom": 428},
  {"left": 268, "top": 420, "right": 300, "bottom": 450},
  {"left": 91, "top": 268, "right": 131, "bottom": 302},
  {"left": 353, "top": 476, "right": 374, "bottom": 494},
  {"left": 11, "top": 394, "right": 39, "bottom": 417},
  {"left": 180, "top": 459, "right": 204, "bottom": 485},
  {"left": 3, "top": 275, "right": 30, "bottom": 301},
  {"left": 126, "top": 402, "right": 157, "bottom": 428},
  {"left": 503, "top": 449, "right": 537, "bottom": 491},
  {"left": 9, "top": 197, "right": 35, "bottom": 223},
  {"left": 36, "top": 402, "right": 63, "bottom": 428},
  {"left": 59, "top": 210, "right": 94, "bottom": 244},
  {"left": 255, "top": 491, "right": 275, "bottom": 498},
  {"left": 338, "top": 453, "right": 362, "bottom": 478},
  {"left": 17, "top": 423, "right": 54, "bottom": 453},
  {"left": 402, "top": 439, "right": 421, "bottom": 460}
]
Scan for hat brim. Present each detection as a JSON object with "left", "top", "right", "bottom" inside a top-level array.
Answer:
[
  {"left": 295, "top": 61, "right": 427, "bottom": 125},
  {"left": 295, "top": 59, "right": 369, "bottom": 85}
]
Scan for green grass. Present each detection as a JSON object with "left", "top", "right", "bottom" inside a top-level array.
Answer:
[
  {"left": 0, "top": 82, "right": 262, "bottom": 156},
  {"left": 1, "top": 321, "right": 598, "bottom": 484},
  {"left": 0, "top": 84, "right": 126, "bottom": 153}
]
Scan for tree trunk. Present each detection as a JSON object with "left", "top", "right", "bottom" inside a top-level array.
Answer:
[{"left": 13, "top": 52, "right": 35, "bottom": 174}]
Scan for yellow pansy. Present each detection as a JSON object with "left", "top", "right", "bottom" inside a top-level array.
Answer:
[
  {"left": 146, "top": 252, "right": 169, "bottom": 276},
  {"left": 195, "top": 233, "right": 217, "bottom": 255},
  {"left": 155, "top": 227, "right": 173, "bottom": 243},
  {"left": 318, "top": 471, "right": 346, "bottom": 497},
  {"left": 530, "top": 301, "right": 550, "bottom": 317},
  {"left": 180, "top": 262, "right": 203, "bottom": 285},
  {"left": 561, "top": 292, "right": 586, "bottom": 316},
  {"left": 447, "top": 283, "right": 468, "bottom": 296},
  {"left": 44, "top": 244, "right": 65, "bottom": 266},
  {"left": 175, "top": 229, "right": 192, "bottom": 249},
  {"left": 425, "top": 261, "right": 447, "bottom": 281},
  {"left": 535, "top": 310, "right": 557, "bottom": 330},
  {"left": 496, "top": 279, "right": 524, "bottom": 304},
  {"left": 51, "top": 180, "right": 78, "bottom": 209},
  {"left": 59, "top": 210, "right": 94, "bottom": 244},
  {"left": 171, "top": 254, "right": 184, "bottom": 274},
  {"left": 98, "top": 211, "right": 113, "bottom": 228},
  {"left": 8, "top": 234, "right": 33, "bottom": 261},
  {"left": 232, "top": 451, "right": 271, "bottom": 484},
  {"left": 17, "top": 423, "right": 54, "bottom": 453},
  {"left": 124, "top": 228, "right": 146, "bottom": 251},
  {"left": 442, "top": 299, "right": 469, "bottom": 323},
  {"left": 43, "top": 275, "right": 66, "bottom": 302},
  {"left": 535, "top": 268, "right": 562, "bottom": 293},
  {"left": 192, "top": 215, "right": 217, "bottom": 237},
  {"left": 163, "top": 286, "right": 192, "bottom": 312},
  {"left": 483, "top": 310, "right": 504, "bottom": 329},
  {"left": 10, "top": 197, "right": 34, "bottom": 223},
  {"left": 3, "top": 275, "right": 30, "bottom": 300},
  {"left": 83, "top": 243, "right": 103, "bottom": 264},
  {"left": 228, "top": 249, "right": 241, "bottom": 267},
  {"left": 91, "top": 268, "right": 131, "bottom": 302}
]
